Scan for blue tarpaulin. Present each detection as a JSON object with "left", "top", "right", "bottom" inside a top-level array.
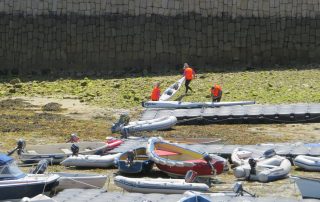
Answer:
[{"left": 0, "top": 154, "right": 13, "bottom": 166}]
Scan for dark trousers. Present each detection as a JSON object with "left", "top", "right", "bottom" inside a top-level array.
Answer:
[
  {"left": 212, "top": 96, "right": 221, "bottom": 102},
  {"left": 185, "top": 79, "right": 193, "bottom": 93}
]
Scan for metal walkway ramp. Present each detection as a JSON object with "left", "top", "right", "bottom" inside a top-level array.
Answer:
[{"left": 140, "top": 103, "right": 320, "bottom": 124}]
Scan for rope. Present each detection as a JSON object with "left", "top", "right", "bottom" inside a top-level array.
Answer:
[{"left": 58, "top": 176, "right": 104, "bottom": 189}]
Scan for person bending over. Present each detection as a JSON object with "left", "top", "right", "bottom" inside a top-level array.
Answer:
[{"left": 211, "top": 84, "right": 222, "bottom": 102}]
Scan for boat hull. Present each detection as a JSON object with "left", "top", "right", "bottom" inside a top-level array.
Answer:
[
  {"left": 147, "top": 137, "right": 225, "bottom": 177},
  {"left": 118, "top": 160, "right": 154, "bottom": 174},
  {"left": 20, "top": 142, "right": 109, "bottom": 164},
  {"left": 294, "top": 155, "right": 320, "bottom": 171},
  {"left": 114, "top": 176, "right": 209, "bottom": 194},
  {"left": 61, "top": 153, "right": 121, "bottom": 168},
  {"left": 117, "top": 147, "right": 154, "bottom": 174},
  {"left": 0, "top": 174, "right": 59, "bottom": 200},
  {"left": 54, "top": 172, "right": 107, "bottom": 191},
  {"left": 121, "top": 116, "right": 177, "bottom": 134},
  {"left": 292, "top": 176, "right": 320, "bottom": 199},
  {"left": 156, "top": 161, "right": 223, "bottom": 177}
]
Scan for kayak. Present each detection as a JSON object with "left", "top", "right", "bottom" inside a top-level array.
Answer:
[{"left": 159, "top": 77, "right": 185, "bottom": 101}]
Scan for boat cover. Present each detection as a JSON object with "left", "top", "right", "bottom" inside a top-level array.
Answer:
[{"left": 0, "top": 154, "right": 13, "bottom": 166}]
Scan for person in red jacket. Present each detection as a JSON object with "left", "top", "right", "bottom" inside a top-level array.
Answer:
[
  {"left": 211, "top": 84, "right": 222, "bottom": 102},
  {"left": 183, "top": 63, "right": 196, "bottom": 94},
  {"left": 150, "top": 82, "right": 161, "bottom": 101}
]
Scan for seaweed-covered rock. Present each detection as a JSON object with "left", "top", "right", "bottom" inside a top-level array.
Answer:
[
  {"left": 9, "top": 78, "right": 21, "bottom": 85},
  {"left": 8, "top": 88, "right": 16, "bottom": 93},
  {"left": 42, "top": 102, "right": 62, "bottom": 111}
]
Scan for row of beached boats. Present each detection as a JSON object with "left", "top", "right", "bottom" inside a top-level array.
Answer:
[{"left": 3, "top": 135, "right": 320, "bottom": 200}]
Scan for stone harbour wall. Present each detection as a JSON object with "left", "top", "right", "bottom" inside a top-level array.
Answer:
[{"left": 0, "top": 0, "right": 320, "bottom": 76}]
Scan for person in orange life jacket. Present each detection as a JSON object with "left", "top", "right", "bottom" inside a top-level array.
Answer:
[
  {"left": 150, "top": 82, "right": 161, "bottom": 101},
  {"left": 183, "top": 63, "right": 196, "bottom": 94},
  {"left": 211, "top": 84, "right": 222, "bottom": 102}
]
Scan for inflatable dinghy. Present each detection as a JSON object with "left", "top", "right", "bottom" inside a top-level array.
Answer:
[
  {"left": 294, "top": 155, "right": 320, "bottom": 171},
  {"left": 142, "top": 100, "right": 255, "bottom": 109},
  {"left": 111, "top": 115, "right": 177, "bottom": 135},
  {"left": 160, "top": 77, "right": 185, "bottom": 101},
  {"left": 231, "top": 147, "right": 266, "bottom": 166},
  {"left": 234, "top": 153, "right": 291, "bottom": 182},
  {"left": 114, "top": 176, "right": 209, "bottom": 194},
  {"left": 19, "top": 142, "right": 109, "bottom": 164},
  {"left": 146, "top": 137, "right": 225, "bottom": 177},
  {"left": 61, "top": 153, "right": 121, "bottom": 168}
]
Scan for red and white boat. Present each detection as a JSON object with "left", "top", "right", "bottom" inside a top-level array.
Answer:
[{"left": 146, "top": 137, "right": 226, "bottom": 177}]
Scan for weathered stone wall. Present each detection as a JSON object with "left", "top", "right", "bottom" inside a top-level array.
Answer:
[{"left": 0, "top": 0, "right": 320, "bottom": 75}]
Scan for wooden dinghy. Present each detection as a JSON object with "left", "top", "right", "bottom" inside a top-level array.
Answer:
[
  {"left": 19, "top": 142, "right": 109, "bottom": 164},
  {"left": 114, "top": 175, "right": 209, "bottom": 194},
  {"left": 115, "top": 147, "right": 154, "bottom": 174},
  {"left": 146, "top": 137, "right": 225, "bottom": 177},
  {"left": 159, "top": 77, "right": 185, "bottom": 101}
]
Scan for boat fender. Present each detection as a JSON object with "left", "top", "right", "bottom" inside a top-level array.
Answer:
[{"left": 234, "top": 166, "right": 246, "bottom": 178}]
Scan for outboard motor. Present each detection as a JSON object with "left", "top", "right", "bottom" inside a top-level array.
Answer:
[
  {"left": 203, "top": 153, "right": 215, "bottom": 175},
  {"left": 7, "top": 139, "right": 26, "bottom": 156},
  {"left": 111, "top": 114, "right": 130, "bottom": 133},
  {"left": 32, "top": 159, "right": 48, "bottom": 174},
  {"left": 126, "top": 150, "right": 135, "bottom": 167},
  {"left": 71, "top": 144, "right": 80, "bottom": 156},
  {"left": 248, "top": 158, "right": 257, "bottom": 175},
  {"left": 233, "top": 182, "right": 256, "bottom": 197},
  {"left": 185, "top": 170, "right": 198, "bottom": 183},
  {"left": 263, "top": 149, "right": 276, "bottom": 158}
]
